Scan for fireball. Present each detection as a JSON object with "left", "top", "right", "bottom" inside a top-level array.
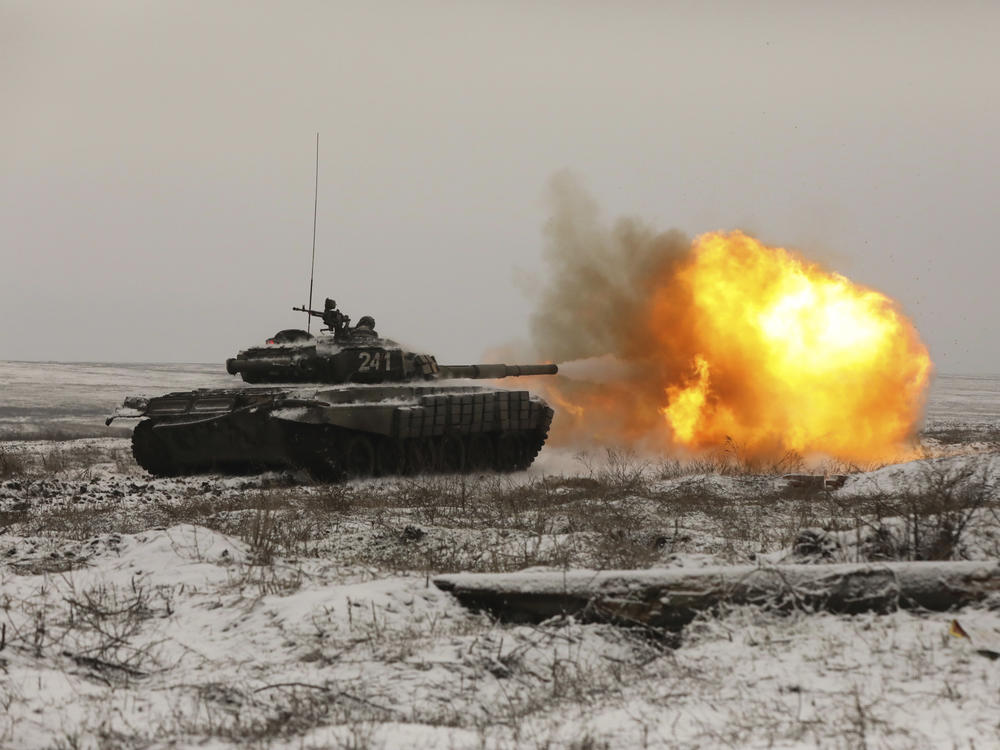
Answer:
[
  {"left": 537, "top": 229, "right": 932, "bottom": 464},
  {"left": 650, "top": 232, "right": 931, "bottom": 462}
]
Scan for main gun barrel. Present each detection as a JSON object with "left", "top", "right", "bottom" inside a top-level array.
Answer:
[{"left": 436, "top": 363, "right": 558, "bottom": 380}]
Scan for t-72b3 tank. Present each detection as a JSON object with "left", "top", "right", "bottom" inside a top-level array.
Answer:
[{"left": 107, "top": 298, "right": 557, "bottom": 479}]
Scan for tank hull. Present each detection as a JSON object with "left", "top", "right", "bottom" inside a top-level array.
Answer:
[{"left": 125, "top": 384, "right": 553, "bottom": 479}]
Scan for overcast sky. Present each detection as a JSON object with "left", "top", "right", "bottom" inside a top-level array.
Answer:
[{"left": 2, "top": 1, "right": 998, "bottom": 372}]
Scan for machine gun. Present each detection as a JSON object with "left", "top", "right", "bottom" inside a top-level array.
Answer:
[{"left": 292, "top": 297, "right": 351, "bottom": 338}]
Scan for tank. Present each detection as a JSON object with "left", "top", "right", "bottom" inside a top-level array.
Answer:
[{"left": 107, "top": 298, "right": 558, "bottom": 479}]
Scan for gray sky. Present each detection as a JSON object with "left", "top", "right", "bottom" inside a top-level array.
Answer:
[{"left": 2, "top": 1, "right": 998, "bottom": 372}]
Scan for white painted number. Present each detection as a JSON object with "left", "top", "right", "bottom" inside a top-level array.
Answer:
[{"left": 358, "top": 351, "right": 393, "bottom": 373}]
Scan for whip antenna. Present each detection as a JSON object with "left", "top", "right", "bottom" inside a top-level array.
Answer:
[{"left": 306, "top": 132, "right": 320, "bottom": 332}]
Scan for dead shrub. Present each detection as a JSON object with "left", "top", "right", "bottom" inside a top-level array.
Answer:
[
  {"left": 597, "top": 448, "right": 651, "bottom": 494},
  {"left": 231, "top": 563, "right": 305, "bottom": 597},
  {"left": 40, "top": 448, "right": 70, "bottom": 474},
  {"left": 64, "top": 581, "right": 156, "bottom": 669},
  {"left": 112, "top": 448, "right": 136, "bottom": 474},
  {"left": 895, "top": 460, "right": 992, "bottom": 560},
  {"left": 242, "top": 503, "right": 281, "bottom": 565},
  {"left": 573, "top": 448, "right": 652, "bottom": 496},
  {"left": 232, "top": 491, "right": 328, "bottom": 563},
  {"left": 37, "top": 444, "right": 104, "bottom": 475},
  {"left": 813, "top": 458, "right": 995, "bottom": 562},
  {"left": 22, "top": 506, "right": 124, "bottom": 541},
  {"left": 0, "top": 446, "right": 27, "bottom": 478},
  {"left": 4, "top": 578, "right": 169, "bottom": 683},
  {"left": 710, "top": 437, "right": 805, "bottom": 476},
  {"left": 303, "top": 484, "right": 351, "bottom": 514}
]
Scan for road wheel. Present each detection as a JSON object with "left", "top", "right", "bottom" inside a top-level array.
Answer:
[
  {"left": 465, "top": 434, "right": 495, "bottom": 473},
  {"left": 404, "top": 439, "right": 434, "bottom": 475},
  {"left": 375, "top": 437, "right": 406, "bottom": 477},
  {"left": 495, "top": 432, "right": 525, "bottom": 472},
  {"left": 518, "top": 429, "right": 546, "bottom": 470},
  {"left": 131, "top": 420, "right": 178, "bottom": 476},
  {"left": 437, "top": 433, "right": 465, "bottom": 474},
  {"left": 343, "top": 434, "right": 375, "bottom": 479},
  {"left": 298, "top": 426, "right": 345, "bottom": 481}
]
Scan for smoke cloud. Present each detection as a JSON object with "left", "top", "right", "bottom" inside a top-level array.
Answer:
[
  {"left": 530, "top": 172, "right": 689, "bottom": 363},
  {"left": 518, "top": 173, "right": 692, "bottom": 450}
]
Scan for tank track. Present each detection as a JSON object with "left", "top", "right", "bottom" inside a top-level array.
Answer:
[{"left": 131, "top": 414, "right": 551, "bottom": 480}]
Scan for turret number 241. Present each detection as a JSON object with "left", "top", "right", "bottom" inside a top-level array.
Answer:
[{"left": 358, "top": 351, "right": 393, "bottom": 373}]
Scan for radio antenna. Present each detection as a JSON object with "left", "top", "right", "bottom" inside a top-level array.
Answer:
[{"left": 306, "top": 132, "right": 320, "bottom": 332}]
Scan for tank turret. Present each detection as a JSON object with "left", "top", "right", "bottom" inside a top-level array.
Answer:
[
  {"left": 110, "top": 298, "right": 559, "bottom": 480},
  {"left": 226, "top": 300, "right": 557, "bottom": 386}
]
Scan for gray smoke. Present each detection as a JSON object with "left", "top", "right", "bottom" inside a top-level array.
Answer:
[
  {"left": 555, "top": 354, "right": 636, "bottom": 384},
  {"left": 529, "top": 171, "right": 689, "bottom": 363}
]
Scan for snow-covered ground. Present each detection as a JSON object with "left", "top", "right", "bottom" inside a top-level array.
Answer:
[
  {"left": 3, "top": 521, "right": 997, "bottom": 750},
  {"left": 1, "top": 363, "right": 999, "bottom": 748}
]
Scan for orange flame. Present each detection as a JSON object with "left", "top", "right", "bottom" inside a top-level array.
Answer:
[{"left": 534, "top": 231, "right": 932, "bottom": 463}]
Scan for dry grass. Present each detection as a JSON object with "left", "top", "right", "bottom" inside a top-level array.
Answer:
[
  {"left": 2, "top": 577, "right": 170, "bottom": 682},
  {"left": 0, "top": 440, "right": 134, "bottom": 479},
  {"left": 2, "top": 439, "right": 995, "bottom": 630},
  {"left": 922, "top": 425, "right": 1000, "bottom": 446},
  {"left": 7, "top": 446, "right": 997, "bottom": 577},
  {"left": 0, "top": 425, "right": 133, "bottom": 442}
]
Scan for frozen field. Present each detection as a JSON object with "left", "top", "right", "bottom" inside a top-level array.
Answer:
[
  {"left": 923, "top": 373, "right": 1000, "bottom": 430},
  {"left": 1, "top": 362, "right": 999, "bottom": 749},
  {"left": 0, "top": 361, "right": 233, "bottom": 439}
]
